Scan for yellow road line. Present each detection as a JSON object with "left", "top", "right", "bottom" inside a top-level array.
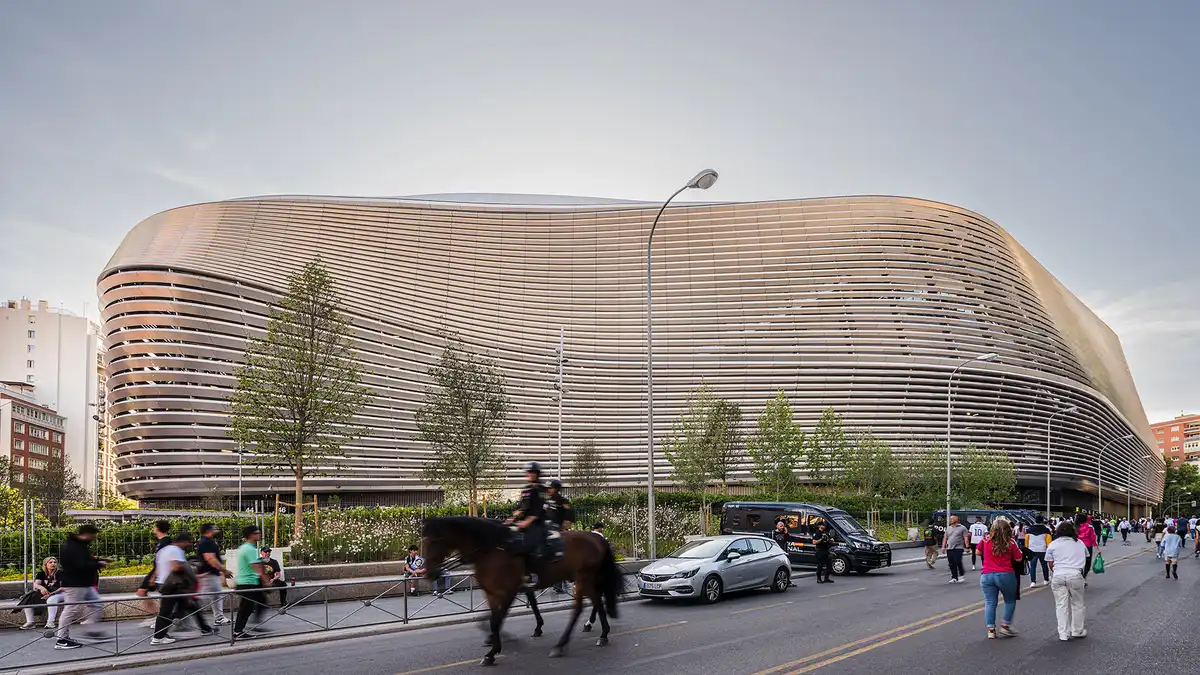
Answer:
[
  {"left": 818, "top": 587, "right": 865, "bottom": 598},
  {"left": 394, "top": 658, "right": 479, "bottom": 675},
  {"left": 732, "top": 601, "right": 795, "bottom": 615}
]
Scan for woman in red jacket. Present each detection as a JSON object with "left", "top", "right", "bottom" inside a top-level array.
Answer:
[
  {"left": 1075, "top": 514, "right": 1098, "bottom": 585},
  {"left": 977, "top": 518, "right": 1024, "bottom": 639}
]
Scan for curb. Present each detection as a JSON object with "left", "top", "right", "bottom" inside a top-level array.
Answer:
[{"left": 15, "top": 559, "right": 931, "bottom": 675}]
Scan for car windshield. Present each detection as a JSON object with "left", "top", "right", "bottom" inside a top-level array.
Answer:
[
  {"left": 831, "top": 514, "right": 868, "bottom": 535},
  {"left": 665, "top": 539, "right": 728, "bottom": 559}
]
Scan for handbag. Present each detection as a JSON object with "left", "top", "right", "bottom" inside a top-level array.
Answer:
[{"left": 1092, "top": 550, "right": 1105, "bottom": 574}]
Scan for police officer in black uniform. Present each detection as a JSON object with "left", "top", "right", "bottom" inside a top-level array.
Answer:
[
  {"left": 814, "top": 522, "right": 835, "bottom": 584},
  {"left": 510, "top": 461, "right": 547, "bottom": 587},
  {"left": 545, "top": 479, "right": 574, "bottom": 592}
]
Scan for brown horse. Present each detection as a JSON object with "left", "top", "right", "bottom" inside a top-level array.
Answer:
[{"left": 421, "top": 517, "right": 620, "bottom": 666}]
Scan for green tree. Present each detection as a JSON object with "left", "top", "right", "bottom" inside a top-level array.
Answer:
[
  {"left": 663, "top": 385, "right": 744, "bottom": 490},
  {"left": 97, "top": 487, "right": 138, "bottom": 511},
  {"left": 807, "top": 408, "right": 848, "bottom": 485},
  {"left": 567, "top": 439, "right": 609, "bottom": 495},
  {"left": 843, "top": 430, "right": 903, "bottom": 498},
  {"left": 27, "top": 456, "right": 89, "bottom": 525},
  {"left": 1161, "top": 459, "right": 1200, "bottom": 512},
  {"left": 903, "top": 441, "right": 948, "bottom": 510},
  {"left": 0, "top": 458, "right": 24, "bottom": 529},
  {"left": 417, "top": 337, "right": 511, "bottom": 516},
  {"left": 229, "top": 260, "right": 373, "bottom": 538},
  {"left": 958, "top": 446, "right": 1018, "bottom": 507},
  {"left": 747, "top": 391, "right": 804, "bottom": 499}
]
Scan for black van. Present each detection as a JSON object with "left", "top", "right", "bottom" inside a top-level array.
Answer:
[
  {"left": 932, "top": 509, "right": 1036, "bottom": 528},
  {"left": 721, "top": 502, "right": 892, "bottom": 576}
]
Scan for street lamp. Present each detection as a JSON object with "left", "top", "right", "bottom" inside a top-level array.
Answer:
[
  {"left": 1097, "top": 434, "right": 1135, "bottom": 514},
  {"left": 1046, "top": 405, "right": 1079, "bottom": 517},
  {"left": 1127, "top": 454, "right": 1152, "bottom": 521},
  {"left": 945, "top": 352, "right": 998, "bottom": 530},
  {"left": 646, "top": 169, "right": 719, "bottom": 560}
]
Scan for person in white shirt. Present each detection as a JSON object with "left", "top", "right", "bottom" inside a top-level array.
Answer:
[
  {"left": 1046, "top": 521, "right": 1089, "bottom": 641},
  {"left": 968, "top": 517, "right": 989, "bottom": 571},
  {"left": 1118, "top": 519, "right": 1131, "bottom": 545}
]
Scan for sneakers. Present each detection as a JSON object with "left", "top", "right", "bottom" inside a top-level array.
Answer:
[
  {"left": 19, "top": 622, "right": 35, "bottom": 630},
  {"left": 150, "top": 636, "right": 176, "bottom": 645},
  {"left": 213, "top": 616, "right": 231, "bottom": 626},
  {"left": 987, "top": 628, "right": 997, "bottom": 640},
  {"left": 582, "top": 622, "right": 593, "bottom": 632},
  {"left": 997, "top": 624, "right": 1018, "bottom": 638},
  {"left": 1072, "top": 630, "right": 1087, "bottom": 638},
  {"left": 445, "top": 588, "right": 454, "bottom": 595},
  {"left": 54, "top": 638, "right": 83, "bottom": 650},
  {"left": 199, "top": 627, "right": 219, "bottom": 636},
  {"left": 233, "top": 631, "right": 256, "bottom": 640},
  {"left": 972, "top": 565, "right": 976, "bottom": 571},
  {"left": 44, "top": 622, "right": 56, "bottom": 630}
]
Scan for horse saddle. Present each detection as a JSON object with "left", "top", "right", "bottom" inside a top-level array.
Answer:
[{"left": 546, "top": 530, "right": 565, "bottom": 558}]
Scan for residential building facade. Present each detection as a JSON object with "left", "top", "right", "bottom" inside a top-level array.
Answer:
[
  {"left": 1152, "top": 413, "right": 1200, "bottom": 464},
  {"left": 0, "top": 384, "right": 67, "bottom": 483}
]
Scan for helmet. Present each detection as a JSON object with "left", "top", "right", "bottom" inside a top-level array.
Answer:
[
  {"left": 523, "top": 461, "right": 542, "bottom": 475},
  {"left": 548, "top": 479, "right": 563, "bottom": 489}
]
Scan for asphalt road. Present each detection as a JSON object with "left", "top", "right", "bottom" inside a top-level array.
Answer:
[{"left": 109, "top": 541, "right": 1195, "bottom": 675}]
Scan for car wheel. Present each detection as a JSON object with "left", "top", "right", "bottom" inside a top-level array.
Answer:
[
  {"left": 771, "top": 567, "right": 790, "bottom": 592},
  {"left": 701, "top": 575, "right": 723, "bottom": 604},
  {"left": 831, "top": 555, "right": 850, "bottom": 576}
]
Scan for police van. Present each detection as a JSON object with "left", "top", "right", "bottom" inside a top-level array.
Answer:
[{"left": 720, "top": 502, "right": 892, "bottom": 576}]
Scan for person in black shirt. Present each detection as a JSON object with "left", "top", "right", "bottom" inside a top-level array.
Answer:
[
  {"left": 195, "top": 523, "right": 232, "bottom": 625},
  {"left": 545, "top": 479, "right": 574, "bottom": 592},
  {"left": 259, "top": 547, "right": 287, "bottom": 608},
  {"left": 508, "top": 461, "right": 547, "bottom": 586},
  {"left": 772, "top": 520, "right": 798, "bottom": 587},
  {"left": 814, "top": 523, "right": 834, "bottom": 584}
]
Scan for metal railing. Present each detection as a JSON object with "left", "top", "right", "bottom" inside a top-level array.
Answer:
[{"left": 0, "top": 570, "right": 640, "bottom": 669}]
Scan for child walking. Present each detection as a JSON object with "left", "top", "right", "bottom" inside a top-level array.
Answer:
[{"left": 1161, "top": 526, "right": 1183, "bottom": 579}]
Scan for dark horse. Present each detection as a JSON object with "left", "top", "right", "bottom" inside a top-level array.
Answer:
[{"left": 422, "top": 517, "right": 620, "bottom": 666}]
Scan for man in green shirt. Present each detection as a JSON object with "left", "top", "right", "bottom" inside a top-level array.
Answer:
[{"left": 232, "top": 526, "right": 270, "bottom": 640}]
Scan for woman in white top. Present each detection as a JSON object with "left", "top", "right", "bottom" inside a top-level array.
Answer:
[{"left": 1045, "top": 520, "right": 1089, "bottom": 641}]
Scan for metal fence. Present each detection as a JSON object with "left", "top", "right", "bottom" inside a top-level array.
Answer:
[{"left": 0, "top": 569, "right": 640, "bottom": 669}]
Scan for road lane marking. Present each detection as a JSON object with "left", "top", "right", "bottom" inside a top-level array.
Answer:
[
  {"left": 889, "top": 579, "right": 917, "bottom": 585},
  {"left": 610, "top": 620, "right": 688, "bottom": 637},
  {"left": 394, "top": 658, "right": 479, "bottom": 675},
  {"left": 732, "top": 601, "right": 795, "bottom": 615},
  {"left": 818, "top": 587, "right": 865, "bottom": 598}
]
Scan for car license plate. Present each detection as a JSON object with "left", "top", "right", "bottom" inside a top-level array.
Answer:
[{"left": 641, "top": 581, "right": 663, "bottom": 590}]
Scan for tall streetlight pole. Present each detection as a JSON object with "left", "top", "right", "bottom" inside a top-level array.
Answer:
[
  {"left": 646, "top": 169, "right": 719, "bottom": 560},
  {"left": 1046, "top": 405, "right": 1079, "bottom": 517},
  {"left": 555, "top": 327, "right": 565, "bottom": 480},
  {"left": 1097, "top": 434, "right": 1135, "bottom": 514},
  {"left": 945, "top": 353, "right": 998, "bottom": 530}
]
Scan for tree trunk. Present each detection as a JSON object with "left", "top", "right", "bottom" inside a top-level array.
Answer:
[
  {"left": 293, "top": 470, "right": 305, "bottom": 540},
  {"left": 468, "top": 483, "right": 478, "bottom": 517}
]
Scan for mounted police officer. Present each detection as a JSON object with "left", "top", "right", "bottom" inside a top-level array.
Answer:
[
  {"left": 510, "top": 461, "right": 547, "bottom": 587},
  {"left": 545, "top": 478, "right": 574, "bottom": 592}
]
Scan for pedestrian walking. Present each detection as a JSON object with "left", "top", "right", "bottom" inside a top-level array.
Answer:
[
  {"left": 1161, "top": 526, "right": 1182, "bottom": 580},
  {"left": 1154, "top": 518, "right": 1167, "bottom": 558},
  {"left": 54, "top": 524, "right": 108, "bottom": 650},
  {"left": 814, "top": 523, "right": 835, "bottom": 583},
  {"left": 152, "top": 532, "right": 215, "bottom": 645},
  {"left": 1118, "top": 519, "right": 1131, "bottom": 545},
  {"left": 977, "top": 518, "right": 1023, "bottom": 639},
  {"left": 1046, "top": 520, "right": 1087, "bottom": 641},
  {"left": 922, "top": 519, "right": 940, "bottom": 569},
  {"left": 1175, "top": 517, "right": 1189, "bottom": 544},
  {"left": 1099, "top": 520, "right": 1111, "bottom": 546},
  {"left": 135, "top": 520, "right": 172, "bottom": 627},
  {"left": 968, "top": 517, "right": 988, "bottom": 571},
  {"left": 232, "top": 526, "right": 271, "bottom": 640},
  {"left": 195, "top": 523, "right": 233, "bottom": 626},
  {"left": 1075, "top": 514, "right": 1097, "bottom": 586},
  {"left": 943, "top": 515, "right": 969, "bottom": 583},
  {"left": 1023, "top": 515, "right": 1052, "bottom": 588}
]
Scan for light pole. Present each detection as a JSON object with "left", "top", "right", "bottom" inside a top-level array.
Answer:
[
  {"left": 646, "top": 169, "right": 719, "bottom": 560},
  {"left": 1046, "top": 405, "right": 1079, "bottom": 517},
  {"left": 945, "top": 353, "right": 998, "bottom": 531},
  {"left": 555, "top": 326, "right": 565, "bottom": 480},
  {"left": 1097, "top": 434, "right": 1135, "bottom": 514},
  {"left": 1127, "top": 454, "right": 1151, "bottom": 521},
  {"left": 237, "top": 448, "right": 245, "bottom": 512}
]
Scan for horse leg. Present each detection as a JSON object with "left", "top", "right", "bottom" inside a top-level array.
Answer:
[
  {"left": 527, "top": 591, "right": 544, "bottom": 637},
  {"left": 592, "top": 588, "right": 611, "bottom": 646},
  {"left": 481, "top": 592, "right": 515, "bottom": 666},
  {"left": 550, "top": 576, "right": 586, "bottom": 658}
]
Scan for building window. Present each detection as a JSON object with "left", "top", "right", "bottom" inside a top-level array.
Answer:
[
  {"left": 12, "top": 456, "right": 23, "bottom": 467},
  {"left": 28, "top": 458, "right": 47, "bottom": 471},
  {"left": 13, "top": 473, "right": 22, "bottom": 483},
  {"left": 30, "top": 443, "right": 48, "bottom": 455},
  {"left": 26, "top": 360, "right": 33, "bottom": 369},
  {"left": 12, "top": 440, "right": 22, "bottom": 450},
  {"left": 52, "top": 432, "right": 62, "bottom": 443},
  {"left": 52, "top": 448, "right": 61, "bottom": 459},
  {"left": 26, "top": 345, "right": 34, "bottom": 353},
  {"left": 29, "top": 427, "right": 48, "bottom": 440},
  {"left": 1172, "top": 426, "right": 1181, "bottom": 431},
  {"left": 13, "top": 422, "right": 24, "bottom": 433},
  {"left": 1172, "top": 436, "right": 1180, "bottom": 441},
  {"left": 26, "top": 330, "right": 35, "bottom": 339},
  {"left": 24, "top": 375, "right": 33, "bottom": 383}
]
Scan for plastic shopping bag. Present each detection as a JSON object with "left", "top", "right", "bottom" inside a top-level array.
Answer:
[{"left": 1092, "top": 550, "right": 1105, "bottom": 574}]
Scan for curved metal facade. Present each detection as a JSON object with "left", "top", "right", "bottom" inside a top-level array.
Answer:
[{"left": 98, "top": 195, "right": 1161, "bottom": 504}]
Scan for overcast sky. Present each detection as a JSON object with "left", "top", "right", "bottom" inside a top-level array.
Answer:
[{"left": 1, "top": 1, "right": 1196, "bottom": 424}]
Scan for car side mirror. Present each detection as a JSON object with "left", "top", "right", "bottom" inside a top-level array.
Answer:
[{"left": 726, "top": 551, "right": 741, "bottom": 561}]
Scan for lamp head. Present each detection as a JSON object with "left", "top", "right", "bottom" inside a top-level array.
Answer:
[
  {"left": 686, "top": 169, "right": 719, "bottom": 190},
  {"left": 977, "top": 352, "right": 999, "bottom": 362}
]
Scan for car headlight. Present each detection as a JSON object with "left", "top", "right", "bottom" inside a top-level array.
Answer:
[
  {"left": 671, "top": 568, "right": 699, "bottom": 579},
  {"left": 851, "top": 541, "right": 868, "bottom": 550}
]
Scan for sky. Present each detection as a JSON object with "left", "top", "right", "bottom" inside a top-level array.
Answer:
[{"left": 1, "top": 1, "right": 1197, "bottom": 424}]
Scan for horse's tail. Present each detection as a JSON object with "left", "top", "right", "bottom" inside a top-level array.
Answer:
[{"left": 598, "top": 539, "right": 620, "bottom": 619}]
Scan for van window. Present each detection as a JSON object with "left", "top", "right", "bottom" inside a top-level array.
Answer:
[
  {"left": 747, "top": 513, "right": 762, "bottom": 529},
  {"left": 728, "top": 512, "right": 741, "bottom": 527},
  {"left": 778, "top": 514, "right": 800, "bottom": 530},
  {"left": 807, "top": 514, "right": 827, "bottom": 532}
]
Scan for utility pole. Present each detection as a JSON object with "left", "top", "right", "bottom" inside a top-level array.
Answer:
[{"left": 555, "top": 327, "right": 565, "bottom": 479}]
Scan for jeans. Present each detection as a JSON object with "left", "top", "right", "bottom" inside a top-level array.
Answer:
[
  {"left": 198, "top": 573, "right": 226, "bottom": 620},
  {"left": 233, "top": 582, "right": 266, "bottom": 634},
  {"left": 1051, "top": 570, "right": 1085, "bottom": 638},
  {"left": 269, "top": 579, "right": 288, "bottom": 606},
  {"left": 1026, "top": 551, "right": 1048, "bottom": 584},
  {"left": 924, "top": 545, "right": 939, "bottom": 568},
  {"left": 980, "top": 572, "right": 1018, "bottom": 627},
  {"left": 55, "top": 587, "right": 103, "bottom": 640},
  {"left": 946, "top": 549, "right": 965, "bottom": 580}
]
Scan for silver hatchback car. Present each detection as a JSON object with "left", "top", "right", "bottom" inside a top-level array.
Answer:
[{"left": 636, "top": 534, "right": 791, "bottom": 603}]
